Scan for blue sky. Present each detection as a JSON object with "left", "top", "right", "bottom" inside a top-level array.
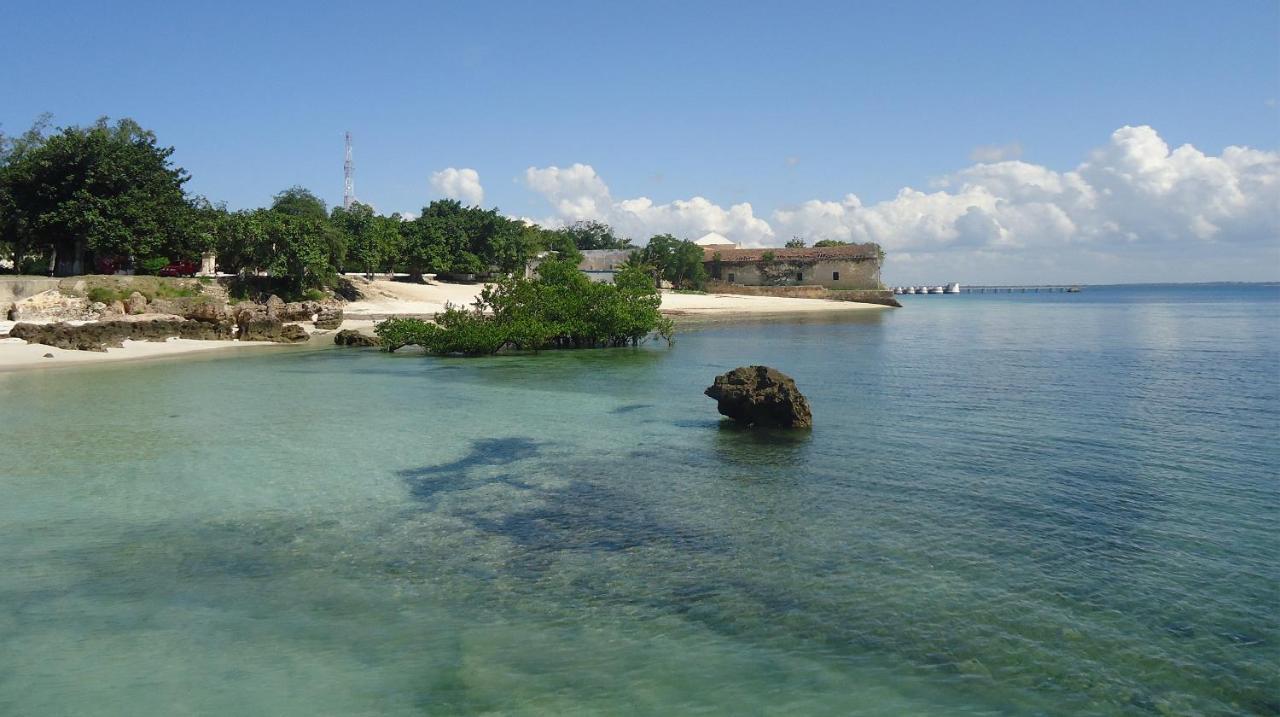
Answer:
[{"left": 4, "top": 0, "right": 1278, "bottom": 282}]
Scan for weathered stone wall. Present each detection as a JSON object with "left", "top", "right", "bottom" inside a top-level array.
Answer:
[
  {"left": 704, "top": 282, "right": 829, "bottom": 299},
  {"left": 710, "top": 257, "right": 881, "bottom": 289}
]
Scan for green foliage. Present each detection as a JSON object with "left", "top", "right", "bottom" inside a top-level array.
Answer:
[
  {"left": 400, "top": 199, "right": 528, "bottom": 279},
  {"left": 813, "top": 239, "right": 850, "bottom": 247},
  {"left": 761, "top": 250, "right": 776, "bottom": 263},
  {"left": 635, "top": 234, "right": 708, "bottom": 289},
  {"left": 785, "top": 237, "right": 807, "bottom": 248},
  {"left": 550, "top": 220, "right": 633, "bottom": 250},
  {"left": 0, "top": 116, "right": 195, "bottom": 272},
  {"left": 270, "top": 186, "right": 328, "bottom": 221},
  {"left": 373, "top": 258, "right": 672, "bottom": 356},
  {"left": 136, "top": 256, "right": 170, "bottom": 275},
  {"left": 373, "top": 316, "right": 436, "bottom": 352}
]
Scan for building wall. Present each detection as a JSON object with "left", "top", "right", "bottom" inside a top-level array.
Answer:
[{"left": 713, "top": 258, "right": 880, "bottom": 289}]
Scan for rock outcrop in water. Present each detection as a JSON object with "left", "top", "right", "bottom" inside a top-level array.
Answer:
[
  {"left": 704, "top": 365, "right": 812, "bottom": 428},
  {"left": 334, "top": 329, "right": 381, "bottom": 347}
]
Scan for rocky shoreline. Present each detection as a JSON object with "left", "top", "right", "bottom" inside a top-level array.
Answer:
[{"left": 3, "top": 284, "right": 343, "bottom": 352}]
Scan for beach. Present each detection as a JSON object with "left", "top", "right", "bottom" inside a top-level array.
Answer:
[{"left": 0, "top": 278, "right": 888, "bottom": 372}]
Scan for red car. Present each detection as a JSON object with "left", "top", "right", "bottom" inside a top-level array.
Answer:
[{"left": 159, "top": 259, "right": 200, "bottom": 277}]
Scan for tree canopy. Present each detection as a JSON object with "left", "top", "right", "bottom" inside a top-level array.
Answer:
[
  {"left": 632, "top": 234, "right": 708, "bottom": 289},
  {"left": 0, "top": 117, "right": 195, "bottom": 273}
]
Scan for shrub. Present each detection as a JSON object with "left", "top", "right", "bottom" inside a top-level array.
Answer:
[
  {"left": 373, "top": 258, "right": 672, "bottom": 356},
  {"left": 374, "top": 316, "right": 438, "bottom": 352},
  {"left": 303, "top": 288, "right": 326, "bottom": 301},
  {"left": 137, "top": 256, "right": 170, "bottom": 275}
]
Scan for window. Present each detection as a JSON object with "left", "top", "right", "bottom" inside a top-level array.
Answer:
[
  {"left": 728, "top": 272, "right": 735, "bottom": 283},
  {"left": 797, "top": 272, "right": 804, "bottom": 282},
  {"left": 832, "top": 271, "right": 840, "bottom": 281}
]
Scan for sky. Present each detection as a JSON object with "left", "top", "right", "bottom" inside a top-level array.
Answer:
[{"left": 3, "top": 0, "right": 1278, "bottom": 284}]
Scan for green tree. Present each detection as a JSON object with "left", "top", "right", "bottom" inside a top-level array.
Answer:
[
  {"left": 552, "top": 220, "right": 633, "bottom": 250},
  {"left": 270, "top": 186, "right": 328, "bottom": 221},
  {"left": 0, "top": 116, "right": 194, "bottom": 274},
  {"left": 635, "top": 234, "right": 707, "bottom": 289},
  {"left": 331, "top": 201, "right": 400, "bottom": 278},
  {"left": 258, "top": 211, "right": 333, "bottom": 290},
  {"left": 271, "top": 187, "right": 345, "bottom": 271},
  {"left": 785, "top": 237, "right": 807, "bottom": 248},
  {"left": 813, "top": 239, "right": 850, "bottom": 247}
]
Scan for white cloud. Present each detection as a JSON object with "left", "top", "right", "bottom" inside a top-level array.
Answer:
[
  {"left": 522, "top": 164, "right": 775, "bottom": 244},
  {"left": 516, "top": 127, "right": 1278, "bottom": 282},
  {"left": 969, "top": 141, "right": 1023, "bottom": 163},
  {"left": 429, "top": 167, "right": 485, "bottom": 205},
  {"left": 771, "top": 125, "right": 1279, "bottom": 282}
]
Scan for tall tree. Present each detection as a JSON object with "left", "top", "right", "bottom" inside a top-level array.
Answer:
[{"left": 0, "top": 117, "right": 194, "bottom": 274}]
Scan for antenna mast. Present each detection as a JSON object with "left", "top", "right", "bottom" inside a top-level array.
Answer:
[{"left": 343, "top": 131, "right": 355, "bottom": 209}]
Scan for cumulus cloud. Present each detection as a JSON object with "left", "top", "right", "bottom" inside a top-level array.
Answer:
[
  {"left": 969, "top": 141, "right": 1023, "bottom": 163},
  {"left": 772, "top": 126, "right": 1279, "bottom": 281},
  {"left": 429, "top": 167, "right": 484, "bottom": 205},
  {"left": 522, "top": 163, "right": 775, "bottom": 244},
  {"left": 517, "top": 126, "right": 1278, "bottom": 282}
]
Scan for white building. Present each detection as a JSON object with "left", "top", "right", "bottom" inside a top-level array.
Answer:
[{"left": 693, "top": 232, "right": 738, "bottom": 250}]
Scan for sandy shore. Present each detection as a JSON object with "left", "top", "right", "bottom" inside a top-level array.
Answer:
[
  {"left": 344, "top": 278, "right": 887, "bottom": 318},
  {"left": 0, "top": 280, "right": 887, "bottom": 372},
  {"left": 0, "top": 335, "right": 289, "bottom": 373}
]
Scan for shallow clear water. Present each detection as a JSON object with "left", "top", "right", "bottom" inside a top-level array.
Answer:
[{"left": 1, "top": 284, "right": 1277, "bottom": 715}]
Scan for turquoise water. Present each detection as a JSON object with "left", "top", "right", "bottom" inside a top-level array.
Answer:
[{"left": 1, "top": 284, "right": 1277, "bottom": 715}]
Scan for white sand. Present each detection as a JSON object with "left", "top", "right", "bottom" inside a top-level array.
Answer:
[
  {"left": 343, "top": 278, "right": 887, "bottom": 317},
  {"left": 344, "top": 278, "right": 486, "bottom": 316},
  {"left": 0, "top": 336, "right": 284, "bottom": 373}
]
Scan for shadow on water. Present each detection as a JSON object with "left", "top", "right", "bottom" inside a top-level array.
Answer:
[
  {"left": 710, "top": 421, "right": 813, "bottom": 469},
  {"left": 398, "top": 437, "right": 541, "bottom": 499}
]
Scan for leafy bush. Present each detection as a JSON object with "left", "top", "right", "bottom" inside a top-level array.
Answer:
[
  {"left": 374, "top": 316, "right": 438, "bottom": 352},
  {"left": 137, "top": 256, "right": 170, "bottom": 275},
  {"left": 303, "top": 288, "right": 326, "bottom": 301},
  {"left": 373, "top": 258, "right": 673, "bottom": 356}
]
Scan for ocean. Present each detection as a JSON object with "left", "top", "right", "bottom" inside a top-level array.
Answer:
[{"left": 1, "top": 283, "right": 1276, "bottom": 715}]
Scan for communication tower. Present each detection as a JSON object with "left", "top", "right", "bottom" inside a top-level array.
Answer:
[{"left": 343, "top": 132, "right": 355, "bottom": 209}]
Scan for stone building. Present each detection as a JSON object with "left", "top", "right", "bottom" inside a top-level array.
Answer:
[
  {"left": 704, "top": 243, "right": 883, "bottom": 290},
  {"left": 578, "top": 249, "right": 634, "bottom": 283}
]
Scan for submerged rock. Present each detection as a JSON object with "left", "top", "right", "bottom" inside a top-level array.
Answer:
[
  {"left": 334, "top": 329, "right": 380, "bottom": 347},
  {"left": 704, "top": 365, "right": 813, "bottom": 428}
]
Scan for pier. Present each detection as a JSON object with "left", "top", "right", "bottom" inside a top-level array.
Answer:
[
  {"left": 960, "top": 285, "right": 1082, "bottom": 293},
  {"left": 891, "top": 284, "right": 1082, "bottom": 295}
]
